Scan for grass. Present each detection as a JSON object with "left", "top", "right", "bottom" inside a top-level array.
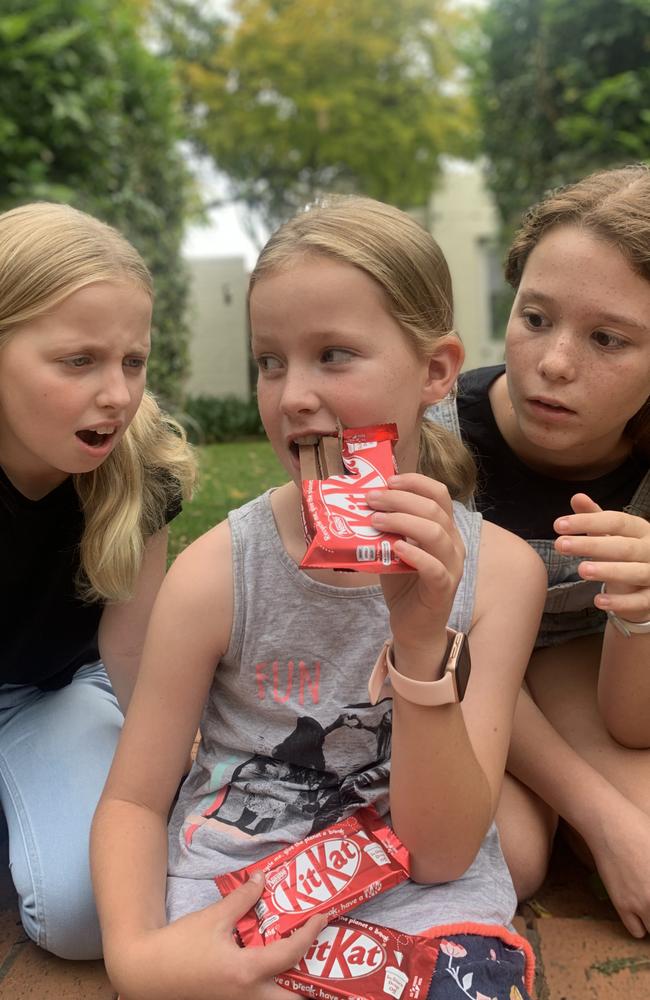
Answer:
[{"left": 168, "top": 438, "right": 288, "bottom": 560}]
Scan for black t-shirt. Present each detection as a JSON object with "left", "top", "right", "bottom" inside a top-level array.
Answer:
[
  {"left": 457, "top": 365, "right": 646, "bottom": 540},
  {"left": 1, "top": 469, "right": 182, "bottom": 690}
]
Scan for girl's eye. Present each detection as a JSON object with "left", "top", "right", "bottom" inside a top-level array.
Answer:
[
  {"left": 123, "top": 357, "right": 147, "bottom": 370},
  {"left": 321, "top": 348, "right": 353, "bottom": 363},
  {"left": 592, "top": 329, "right": 626, "bottom": 350},
  {"left": 63, "top": 356, "right": 91, "bottom": 368},
  {"left": 256, "top": 355, "right": 283, "bottom": 373},
  {"left": 522, "top": 309, "right": 548, "bottom": 330}
]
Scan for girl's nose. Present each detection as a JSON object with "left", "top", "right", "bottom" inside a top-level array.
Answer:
[
  {"left": 279, "top": 371, "right": 320, "bottom": 416},
  {"left": 96, "top": 368, "right": 132, "bottom": 410},
  {"left": 537, "top": 331, "right": 577, "bottom": 382}
]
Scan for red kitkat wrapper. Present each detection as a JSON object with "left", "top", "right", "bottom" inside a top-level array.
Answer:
[
  {"left": 215, "top": 806, "right": 410, "bottom": 948},
  {"left": 299, "top": 424, "right": 411, "bottom": 573},
  {"left": 275, "top": 915, "right": 437, "bottom": 1000}
]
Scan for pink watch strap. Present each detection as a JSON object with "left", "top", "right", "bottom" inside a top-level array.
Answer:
[{"left": 368, "top": 632, "right": 457, "bottom": 706}]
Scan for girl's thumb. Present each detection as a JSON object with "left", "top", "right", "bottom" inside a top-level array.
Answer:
[
  {"left": 570, "top": 492, "right": 602, "bottom": 514},
  {"left": 217, "top": 871, "right": 265, "bottom": 922}
]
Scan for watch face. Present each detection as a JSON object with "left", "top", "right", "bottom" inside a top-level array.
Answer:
[{"left": 448, "top": 632, "right": 471, "bottom": 701}]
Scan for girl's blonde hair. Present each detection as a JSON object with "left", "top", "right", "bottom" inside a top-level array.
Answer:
[
  {"left": 505, "top": 164, "right": 650, "bottom": 458},
  {"left": 249, "top": 196, "right": 476, "bottom": 501},
  {"left": 0, "top": 202, "right": 196, "bottom": 602}
]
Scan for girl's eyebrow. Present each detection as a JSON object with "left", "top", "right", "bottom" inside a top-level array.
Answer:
[{"left": 519, "top": 286, "right": 648, "bottom": 332}]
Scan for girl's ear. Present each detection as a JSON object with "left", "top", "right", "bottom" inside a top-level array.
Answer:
[{"left": 421, "top": 335, "right": 465, "bottom": 406}]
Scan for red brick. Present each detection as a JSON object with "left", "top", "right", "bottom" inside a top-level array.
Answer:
[
  {"left": 0, "top": 940, "right": 116, "bottom": 999},
  {"left": 536, "top": 917, "right": 650, "bottom": 999}
]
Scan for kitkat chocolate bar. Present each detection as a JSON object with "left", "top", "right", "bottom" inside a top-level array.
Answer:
[
  {"left": 299, "top": 424, "right": 411, "bottom": 573},
  {"left": 215, "top": 806, "right": 410, "bottom": 948},
  {"left": 275, "top": 915, "right": 437, "bottom": 1000}
]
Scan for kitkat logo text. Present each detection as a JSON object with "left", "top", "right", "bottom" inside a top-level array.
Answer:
[
  {"left": 271, "top": 838, "right": 361, "bottom": 913},
  {"left": 296, "top": 924, "right": 386, "bottom": 980}
]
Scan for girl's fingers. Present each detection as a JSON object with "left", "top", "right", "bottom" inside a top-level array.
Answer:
[
  {"left": 570, "top": 493, "right": 603, "bottom": 515},
  {"left": 385, "top": 473, "right": 455, "bottom": 519},
  {"left": 555, "top": 509, "right": 649, "bottom": 538},
  {"left": 255, "top": 913, "right": 328, "bottom": 980},
  {"left": 391, "top": 538, "right": 455, "bottom": 584},
  {"left": 215, "top": 873, "right": 265, "bottom": 925},
  {"left": 371, "top": 510, "right": 462, "bottom": 567},
  {"left": 367, "top": 485, "right": 455, "bottom": 535},
  {"left": 595, "top": 588, "right": 650, "bottom": 619},
  {"left": 556, "top": 534, "right": 648, "bottom": 561},
  {"left": 580, "top": 561, "right": 650, "bottom": 587},
  {"left": 619, "top": 908, "right": 648, "bottom": 940}
]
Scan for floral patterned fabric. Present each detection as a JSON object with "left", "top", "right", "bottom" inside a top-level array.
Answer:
[{"left": 424, "top": 926, "right": 534, "bottom": 1000}]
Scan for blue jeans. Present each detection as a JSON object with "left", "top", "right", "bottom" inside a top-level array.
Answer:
[{"left": 0, "top": 662, "right": 122, "bottom": 959}]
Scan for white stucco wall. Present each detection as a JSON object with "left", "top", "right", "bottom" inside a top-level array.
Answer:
[
  {"left": 184, "top": 256, "right": 251, "bottom": 399},
  {"left": 428, "top": 163, "right": 507, "bottom": 371}
]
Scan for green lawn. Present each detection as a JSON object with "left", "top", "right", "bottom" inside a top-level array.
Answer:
[{"left": 168, "top": 439, "right": 288, "bottom": 560}]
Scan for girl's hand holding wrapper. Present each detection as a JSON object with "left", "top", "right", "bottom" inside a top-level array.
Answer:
[
  {"left": 216, "top": 807, "right": 437, "bottom": 1000},
  {"left": 299, "top": 423, "right": 411, "bottom": 574}
]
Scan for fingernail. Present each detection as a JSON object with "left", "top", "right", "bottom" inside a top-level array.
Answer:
[
  {"left": 249, "top": 871, "right": 264, "bottom": 884},
  {"left": 555, "top": 518, "right": 569, "bottom": 532},
  {"left": 557, "top": 538, "right": 572, "bottom": 552}
]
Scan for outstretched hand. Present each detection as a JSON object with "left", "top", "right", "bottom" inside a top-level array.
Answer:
[
  {"left": 587, "top": 796, "right": 650, "bottom": 938},
  {"left": 114, "top": 874, "right": 327, "bottom": 1000},
  {"left": 366, "top": 473, "right": 465, "bottom": 653},
  {"left": 554, "top": 493, "right": 650, "bottom": 624}
]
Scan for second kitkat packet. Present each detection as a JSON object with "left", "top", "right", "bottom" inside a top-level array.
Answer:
[
  {"left": 275, "top": 915, "right": 437, "bottom": 1000},
  {"left": 299, "top": 424, "right": 411, "bottom": 574},
  {"left": 215, "top": 805, "right": 410, "bottom": 947}
]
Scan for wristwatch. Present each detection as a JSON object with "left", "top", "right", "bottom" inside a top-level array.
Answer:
[
  {"left": 368, "top": 629, "right": 471, "bottom": 706},
  {"left": 601, "top": 584, "right": 650, "bottom": 638}
]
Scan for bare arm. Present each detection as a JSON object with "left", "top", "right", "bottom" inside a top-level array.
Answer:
[
  {"left": 599, "top": 627, "right": 650, "bottom": 747},
  {"left": 553, "top": 494, "right": 650, "bottom": 747},
  {"left": 508, "top": 675, "right": 650, "bottom": 938},
  {"left": 91, "top": 524, "right": 324, "bottom": 1000},
  {"left": 97, "top": 526, "right": 169, "bottom": 712},
  {"left": 367, "top": 478, "right": 547, "bottom": 883}
]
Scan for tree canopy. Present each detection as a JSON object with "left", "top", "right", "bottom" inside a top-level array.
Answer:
[
  {"left": 474, "top": 0, "right": 650, "bottom": 231},
  {"left": 159, "top": 0, "right": 476, "bottom": 230},
  {"left": 0, "top": 0, "right": 193, "bottom": 404}
]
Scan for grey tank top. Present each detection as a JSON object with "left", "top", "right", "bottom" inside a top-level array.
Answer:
[
  {"left": 427, "top": 396, "right": 650, "bottom": 648},
  {"left": 166, "top": 490, "right": 516, "bottom": 932}
]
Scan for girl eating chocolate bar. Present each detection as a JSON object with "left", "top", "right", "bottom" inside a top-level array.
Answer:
[{"left": 92, "top": 196, "right": 546, "bottom": 999}]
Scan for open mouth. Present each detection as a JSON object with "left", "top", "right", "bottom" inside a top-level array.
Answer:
[
  {"left": 76, "top": 429, "right": 116, "bottom": 448},
  {"left": 530, "top": 398, "right": 574, "bottom": 415},
  {"left": 289, "top": 434, "right": 319, "bottom": 462}
]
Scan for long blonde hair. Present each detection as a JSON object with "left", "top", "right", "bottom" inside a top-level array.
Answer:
[
  {"left": 249, "top": 196, "right": 476, "bottom": 501},
  {"left": 505, "top": 165, "right": 650, "bottom": 458},
  {"left": 0, "top": 202, "right": 196, "bottom": 602}
]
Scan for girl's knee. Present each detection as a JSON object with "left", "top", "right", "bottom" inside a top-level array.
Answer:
[
  {"left": 13, "top": 860, "right": 102, "bottom": 959},
  {"left": 497, "top": 778, "right": 557, "bottom": 901}
]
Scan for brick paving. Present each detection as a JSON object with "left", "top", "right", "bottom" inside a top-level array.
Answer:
[{"left": 1, "top": 821, "right": 649, "bottom": 998}]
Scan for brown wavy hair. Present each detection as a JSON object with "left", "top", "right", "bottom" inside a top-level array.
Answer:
[
  {"left": 249, "top": 195, "right": 476, "bottom": 501},
  {"left": 0, "top": 202, "right": 196, "bottom": 602},
  {"left": 505, "top": 165, "right": 650, "bottom": 458}
]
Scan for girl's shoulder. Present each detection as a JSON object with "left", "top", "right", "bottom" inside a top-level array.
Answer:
[
  {"left": 158, "top": 517, "right": 235, "bottom": 657},
  {"left": 474, "top": 519, "right": 547, "bottom": 626}
]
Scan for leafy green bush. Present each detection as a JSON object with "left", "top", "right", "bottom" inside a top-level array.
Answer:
[
  {"left": 183, "top": 394, "right": 264, "bottom": 443},
  {"left": 0, "top": 0, "right": 194, "bottom": 408}
]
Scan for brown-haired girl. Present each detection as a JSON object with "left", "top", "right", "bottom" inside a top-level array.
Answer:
[{"left": 431, "top": 165, "right": 650, "bottom": 937}]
